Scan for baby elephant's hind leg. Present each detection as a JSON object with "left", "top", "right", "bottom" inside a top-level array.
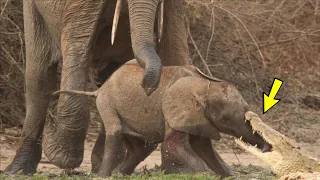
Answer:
[
  {"left": 91, "top": 125, "right": 106, "bottom": 173},
  {"left": 97, "top": 130, "right": 126, "bottom": 177},
  {"left": 161, "top": 130, "right": 212, "bottom": 174},
  {"left": 190, "top": 135, "right": 233, "bottom": 177},
  {"left": 113, "top": 135, "right": 157, "bottom": 175},
  {"left": 96, "top": 99, "right": 125, "bottom": 177}
]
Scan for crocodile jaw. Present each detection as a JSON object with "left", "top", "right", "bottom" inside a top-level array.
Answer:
[
  {"left": 235, "top": 136, "right": 284, "bottom": 171},
  {"left": 235, "top": 111, "right": 305, "bottom": 176}
]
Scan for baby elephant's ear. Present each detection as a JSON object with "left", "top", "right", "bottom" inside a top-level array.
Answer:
[{"left": 162, "top": 77, "right": 221, "bottom": 140}]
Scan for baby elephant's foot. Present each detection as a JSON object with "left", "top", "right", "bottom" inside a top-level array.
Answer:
[{"left": 189, "top": 135, "right": 233, "bottom": 177}]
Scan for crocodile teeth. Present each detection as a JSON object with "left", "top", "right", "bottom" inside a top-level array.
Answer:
[
  {"left": 254, "top": 144, "right": 258, "bottom": 147},
  {"left": 240, "top": 136, "right": 243, "bottom": 141},
  {"left": 253, "top": 131, "right": 256, "bottom": 134}
]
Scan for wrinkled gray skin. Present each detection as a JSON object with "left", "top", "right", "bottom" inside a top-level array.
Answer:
[
  {"left": 5, "top": 0, "right": 189, "bottom": 174},
  {"left": 54, "top": 61, "right": 270, "bottom": 177}
]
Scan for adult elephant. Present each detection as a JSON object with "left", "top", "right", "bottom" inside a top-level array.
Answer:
[{"left": 5, "top": 0, "right": 189, "bottom": 174}]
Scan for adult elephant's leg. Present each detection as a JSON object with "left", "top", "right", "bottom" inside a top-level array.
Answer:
[
  {"left": 158, "top": 0, "right": 189, "bottom": 65},
  {"left": 42, "top": 1, "right": 105, "bottom": 169},
  {"left": 5, "top": 1, "right": 58, "bottom": 174},
  {"left": 190, "top": 136, "right": 233, "bottom": 177}
]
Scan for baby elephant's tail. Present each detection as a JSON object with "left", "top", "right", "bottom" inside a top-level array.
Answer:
[{"left": 53, "top": 90, "right": 98, "bottom": 97}]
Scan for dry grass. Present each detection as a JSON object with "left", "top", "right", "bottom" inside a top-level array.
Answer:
[
  {"left": 186, "top": 0, "right": 320, "bottom": 143},
  {"left": 0, "top": 0, "right": 24, "bottom": 127},
  {"left": 187, "top": 0, "right": 320, "bottom": 105},
  {"left": 0, "top": 0, "right": 320, "bottom": 127}
]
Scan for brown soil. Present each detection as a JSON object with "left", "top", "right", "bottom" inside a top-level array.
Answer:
[{"left": 0, "top": 127, "right": 270, "bottom": 175}]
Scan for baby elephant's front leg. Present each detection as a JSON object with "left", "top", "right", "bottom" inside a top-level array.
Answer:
[
  {"left": 190, "top": 135, "right": 233, "bottom": 177},
  {"left": 161, "top": 130, "right": 212, "bottom": 174}
]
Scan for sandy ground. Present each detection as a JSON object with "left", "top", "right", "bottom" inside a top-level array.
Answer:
[
  {"left": 0, "top": 129, "right": 269, "bottom": 174},
  {"left": 1, "top": 123, "right": 319, "bottom": 176}
]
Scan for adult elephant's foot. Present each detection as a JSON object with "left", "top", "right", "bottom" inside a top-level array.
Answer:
[
  {"left": 42, "top": 90, "right": 89, "bottom": 169},
  {"left": 4, "top": 138, "right": 42, "bottom": 174},
  {"left": 42, "top": 120, "right": 88, "bottom": 169}
]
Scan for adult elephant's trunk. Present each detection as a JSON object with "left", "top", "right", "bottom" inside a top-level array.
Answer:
[{"left": 127, "top": 0, "right": 161, "bottom": 95}]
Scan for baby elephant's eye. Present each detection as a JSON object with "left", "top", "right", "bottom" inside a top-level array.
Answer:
[
  {"left": 222, "top": 114, "right": 234, "bottom": 125},
  {"left": 222, "top": 117, "right": 230, "bottom": 124}
]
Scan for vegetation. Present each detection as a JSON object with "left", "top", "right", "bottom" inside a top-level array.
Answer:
[{"left": 0, "top": 170, "right": 277, "bottom": 180}]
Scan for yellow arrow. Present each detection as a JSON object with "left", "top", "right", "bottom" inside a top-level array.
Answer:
[{"left": 263, "top": 78, "right": 283, "bottom": 114}]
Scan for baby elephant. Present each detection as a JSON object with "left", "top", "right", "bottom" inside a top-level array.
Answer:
[{"left": 54, "top": 60, "right": 270, "bottom": 177}]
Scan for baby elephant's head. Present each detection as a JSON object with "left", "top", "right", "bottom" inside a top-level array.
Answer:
[
  {"left": 205, "top": 82, "right": 272, "bottom": 152},
  {"left": 163, "top": 77, "right": 271, "bottom": 152}
]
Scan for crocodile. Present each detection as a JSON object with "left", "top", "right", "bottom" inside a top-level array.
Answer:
[{"left": 235, "top": 111, "right": 320, "bottom": 180}]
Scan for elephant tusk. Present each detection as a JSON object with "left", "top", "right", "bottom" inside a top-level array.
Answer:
[
  {"left": 111, "top": 0, "right": 123, "bottom": 45},
  {"left": 157, "top": 0, "right": 164, "bottom": 42}
]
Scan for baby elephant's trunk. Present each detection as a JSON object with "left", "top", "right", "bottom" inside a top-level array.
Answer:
[{"left": 53, "top": 90, "right": 99, "bottom": 97}]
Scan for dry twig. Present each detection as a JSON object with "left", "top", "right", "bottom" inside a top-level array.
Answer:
[{"left": 186, "top": 18, "right": 213, "bottom": 77}]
